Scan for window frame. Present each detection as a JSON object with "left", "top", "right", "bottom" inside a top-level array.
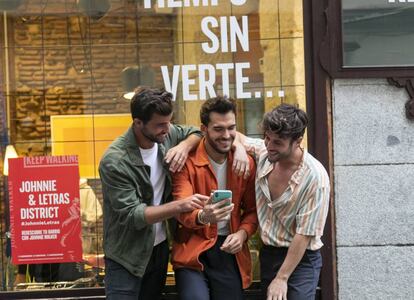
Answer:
[{"left": 323, "top": 0, "right": 414, "bottom": 78}]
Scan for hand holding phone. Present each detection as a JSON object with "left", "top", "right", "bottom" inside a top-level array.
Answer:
[{"left": 198, "top": 190, "right": 234, "bottom": 224}]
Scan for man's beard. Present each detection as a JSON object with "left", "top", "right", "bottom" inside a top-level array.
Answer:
[
  {"left": 141, "top": 127, "right": 166, "bottom": 144},
  {"left": 205, "top": 135, "right": 233, "bottom": 155},
  {"left": 267, "top": 143, "right": 293, "bottom": 163}
]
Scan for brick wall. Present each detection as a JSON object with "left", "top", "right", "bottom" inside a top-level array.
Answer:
[
  {"left": 11, "top": 12, "right": 176, "bottom": 155},
  {"left": 1, "top": 9, "right": 176, "bottom": 275}
]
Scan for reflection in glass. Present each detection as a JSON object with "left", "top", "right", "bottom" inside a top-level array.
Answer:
[
  {"left": 0, "top": 0, "right": 307, "bottom": 291},
  {"left": 342, "top": 1, "right": 414, "bottom": 67}
]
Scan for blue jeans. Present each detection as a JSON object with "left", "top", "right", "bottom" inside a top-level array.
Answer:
[
  {"left": 175, "top": 236, "right": 244, "bottom": 300},
  {"left": 260, "top": 245, "right": 322, "bottom": 300},
  {"left": 105, "top": 240, "right": 169, "bottom": 300}
]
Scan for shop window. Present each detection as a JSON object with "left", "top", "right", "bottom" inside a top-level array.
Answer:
[{"left": 0, "top": 0, "right": 306, "bottom": 292}]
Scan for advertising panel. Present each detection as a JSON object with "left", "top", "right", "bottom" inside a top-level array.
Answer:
[{"left": 8, "top": 155, "right": 82, "bottom": 264}]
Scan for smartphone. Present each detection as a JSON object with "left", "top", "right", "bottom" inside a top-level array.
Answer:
[{"left": 212, "top": 190, "right": 232, "bottom": 205}]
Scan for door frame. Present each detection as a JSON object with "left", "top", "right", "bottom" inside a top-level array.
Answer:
[{"left": 303, "top": 0, "right": 337, "bottom": 299}]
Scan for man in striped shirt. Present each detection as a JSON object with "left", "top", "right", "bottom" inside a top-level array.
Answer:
[{"left": 237, "top": 104, "right": 330, "bottom": 300}]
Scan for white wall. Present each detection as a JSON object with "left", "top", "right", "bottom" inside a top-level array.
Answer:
[{"left": 332, "top": 79, "right": 414, "bottom": 299}]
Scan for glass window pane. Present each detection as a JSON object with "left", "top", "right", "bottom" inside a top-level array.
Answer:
[
  {"left": 0, "top": 0, "right": 307, "bottom": 292},
  {"left": 342, "top": 1, "right": 414, "bottom": 67}
]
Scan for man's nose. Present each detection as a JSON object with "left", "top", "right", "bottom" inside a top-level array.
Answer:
[
  {"left": 223, "top": 129, "right": 231, "bottom": 138},
  {"left": 266, "top": 143, "right": 276, "bottom": 151},
  {"left": 162, "top": 125, "right": 169, "bottom": 133}
]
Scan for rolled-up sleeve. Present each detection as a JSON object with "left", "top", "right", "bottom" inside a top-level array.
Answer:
[
  {"left": 99, "top": 161, "right": 148, "bottom": 231},
  {"left": 295, "top": 186, "right": 330, "bottom": 236}
]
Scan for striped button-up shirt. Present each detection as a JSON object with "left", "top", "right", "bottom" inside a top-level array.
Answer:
[{"left": 245, "top": 138, "right": 330, "bottom": 250}]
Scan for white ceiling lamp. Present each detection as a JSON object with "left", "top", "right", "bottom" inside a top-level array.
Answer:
[
  {"left": 121, "top": 66, "right": 155, "bottom": 100},
  {"left": 77, "top": 0, "right": 111, "bottom": 21}
]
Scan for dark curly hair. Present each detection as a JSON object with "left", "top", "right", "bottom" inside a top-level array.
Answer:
[
  {"left": 130, "top": 86, "right": 173, "bottom": 124},
  {"left": 200, "top": 96, "right": 236, "bottom": 126},
  {"left": 262, "top": 104, "right": 308, "bottom": 141}
]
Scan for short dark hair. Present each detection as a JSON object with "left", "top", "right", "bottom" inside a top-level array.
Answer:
[
  {"left": 200, "top": 96, "right": 237, "bottom": 126},
  {"left": 262, "top": 104, "right": 308, "bottom": 141},
  {"left": 130, "top": 86, "right": 173, "bottom": 123}
]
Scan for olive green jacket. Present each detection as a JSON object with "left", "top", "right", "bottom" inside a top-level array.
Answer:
[{"left": 99, "top": 124, "right": 201, "bottom": 277}]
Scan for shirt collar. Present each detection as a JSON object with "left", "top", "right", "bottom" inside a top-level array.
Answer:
[
  {"left": 257, "top": 148, "right": 307, "bottom": 186},
  {"left": 289, "top": 149, "right": 307, "bottom": 185}
]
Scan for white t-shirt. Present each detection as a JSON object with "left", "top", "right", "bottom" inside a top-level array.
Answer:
[
  {"left": 208, "top": 157, "right": 230, "bottom": 236},
  {"left": 139, "top": 143, "right": 167, "bottom": 246}
]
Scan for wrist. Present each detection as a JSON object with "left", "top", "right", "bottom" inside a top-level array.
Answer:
[
  {"left": 275, "top": 272, "right": 289, "bottom": 281},
  {"left": 237, "top": 229, "right": 248, "bottom": 242},
  {"left": 197, "top": 210, "right": 210, "bottom": 225},
  {"left": 175, "top": 200, "right": 186, "bottom": 214},
  {"left": 180, "top": 140, "right": 193, "bottom": 153}
]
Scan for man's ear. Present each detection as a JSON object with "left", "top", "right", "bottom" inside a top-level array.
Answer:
[
  {"left": 201, "top": 124, "right": 207, "bottom": 135},
  {"left": 133, "top": 118, "right": 143, "bottom": 128},
  {"left": 295, "top": 136, "right": 303, "bottom": 147}
]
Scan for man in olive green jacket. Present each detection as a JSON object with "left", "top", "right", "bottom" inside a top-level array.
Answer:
[{"left": 99, "top": 87, "right": 208, "bottom": 299}]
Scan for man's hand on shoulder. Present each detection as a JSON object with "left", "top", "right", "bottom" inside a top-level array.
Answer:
[
  {"left": 165, "top": 143, "right": 190, "bottom": 173},
  {"left": 232, "top": 140, "right": 251, "bottom": 179},
  {"left": 165, "top": 133, "right": 201, "bottom": 173}
]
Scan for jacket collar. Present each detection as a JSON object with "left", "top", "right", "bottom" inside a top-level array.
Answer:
[
  {"left": 124, "top": 125, "right": 167, "bottom": 167},
  {"left": 192, "top": 137, "right": 234, "bottom": 167},
  {"left": 124, "top": 126, "right": 146, "bottom": 166}
]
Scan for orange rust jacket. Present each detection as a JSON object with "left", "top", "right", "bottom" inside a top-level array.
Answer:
[{"left": 171, "top": 138, "right": 258, "bottom": 289}]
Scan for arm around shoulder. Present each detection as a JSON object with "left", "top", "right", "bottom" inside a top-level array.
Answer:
[{"left": 165, "top": 125, "right": 202, "bottom": 173}]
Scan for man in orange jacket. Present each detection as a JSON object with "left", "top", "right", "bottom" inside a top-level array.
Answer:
[{"left": 171, "top": 96, "right": 258, "bottom": 300}]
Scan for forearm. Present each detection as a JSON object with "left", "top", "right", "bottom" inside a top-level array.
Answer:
[
  {"left": 235, "top": 131, "right": 247, "bottom": 145},
  {"left": 146, "top": 193, "right": 207, "bottom": 224},
  {"left": 180, "top": 133, "right": 202, "bottom": 152},
  {"left": 276, "top": 234, "right": 311, "bottom": 281},
  {"left": 144, "top": 201, "right": 181, "bottom": 224}
]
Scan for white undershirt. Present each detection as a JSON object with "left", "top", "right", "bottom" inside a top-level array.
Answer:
[
  {"left": 140, "top": 143, "right": 167, "bottom": 246},
  {"left": 208, "top": 157, "right": 230, "bottom": 236}
]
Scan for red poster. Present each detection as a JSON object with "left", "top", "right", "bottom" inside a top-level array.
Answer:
[{"left": 8, "top": 155, "right": 82, "bottom": 264}]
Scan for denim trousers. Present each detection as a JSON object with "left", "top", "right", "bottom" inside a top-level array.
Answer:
[
  {"left": 104, "top": 239, "right": 169, "bottom": 300},
  {"left": 260, "top": 245, "right": 322, "bottom": 300},
  {"left": 175, "top": 235, "right": 244, "bottom": 300}
]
